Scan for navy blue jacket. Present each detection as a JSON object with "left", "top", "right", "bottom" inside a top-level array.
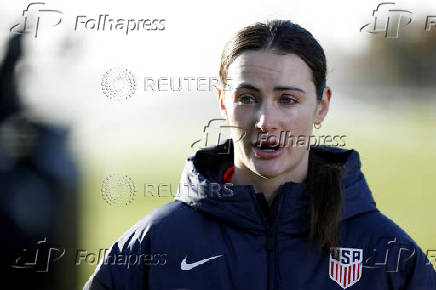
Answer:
[{"left": 84, "top": 139, "right": 436, "bottom": 290}]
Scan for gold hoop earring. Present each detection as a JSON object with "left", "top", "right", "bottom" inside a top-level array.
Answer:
[{"left": 314, "top": 122, "right": 322, "bottom": 129}]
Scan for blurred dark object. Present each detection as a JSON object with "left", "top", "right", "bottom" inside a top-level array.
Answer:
[
  {"left": 0, "top": 34, "right": 21, "bottom": 123},
  {"left": 332, "top": 19, "right": 436, "bottom": 98},
  {"left": 0, "top": 33, "right": 79, "bottom": 290}
]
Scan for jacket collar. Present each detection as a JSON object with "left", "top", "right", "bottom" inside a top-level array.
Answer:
[{"left": 174, "top": 138, "right": 378, "bottom": 234}]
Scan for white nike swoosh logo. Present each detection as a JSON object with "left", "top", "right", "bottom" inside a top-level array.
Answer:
[{"left": 180, "top": 255, "right": 223, "bottom": 270}]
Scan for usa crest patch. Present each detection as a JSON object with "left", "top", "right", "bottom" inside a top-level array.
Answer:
[{"left": 329, "top": 247, "right": 363, "bottom": 288}]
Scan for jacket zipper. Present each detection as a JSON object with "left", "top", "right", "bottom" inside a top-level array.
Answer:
[
  {"left": 252, "top": 190, "right": 284, "bottom": 290},
  {"left": 266, "top": 225, "right": 277, "bottom": 290}
]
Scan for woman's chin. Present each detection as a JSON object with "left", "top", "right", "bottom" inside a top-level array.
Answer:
[{"left": 251, "top": 162, "right": 285, "bottom": 179}]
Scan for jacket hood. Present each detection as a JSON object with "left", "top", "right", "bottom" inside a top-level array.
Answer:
[{"left": 174, "top": 138, "right": 378, "bottom": 234}]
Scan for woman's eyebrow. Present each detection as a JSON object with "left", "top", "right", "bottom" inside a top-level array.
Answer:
[
  {"left": 235, "top": 83, "right": 261, "bottom": 92},
  {"left": 274, "top": 86, "right": 306, "bottom": 94},
  {"left": 235, "top": 83, "right": 306, "bottom": 94}
]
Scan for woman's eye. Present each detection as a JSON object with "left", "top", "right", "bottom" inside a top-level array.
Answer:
[
  {"left": 280, "top": 96, "right": 297, "bottom": 105},
  {"left": 238, "top": 94, "right": 255, "bottom": 104}
]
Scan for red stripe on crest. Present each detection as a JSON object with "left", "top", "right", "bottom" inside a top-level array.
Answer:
[
  {"left": 331, "top": 261, "right": 333, "bottom": 277},
  {"left": 344, "top": 266, "right": 348, "bottom": 287},
  {"left": 340, "top": 265, "right": 342, "bottom": 283}
]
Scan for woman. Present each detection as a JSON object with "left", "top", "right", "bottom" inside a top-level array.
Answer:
[{"left": 85, "top": 20, "right": 436, "bottom": 290}]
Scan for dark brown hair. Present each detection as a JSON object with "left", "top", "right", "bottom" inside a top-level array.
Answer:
[
  {"left": 219, "top": 19, "right": 343, "bottom": 252},
  {"left": 219, "top": 19, "right": 327, "bottom": 100},
  {"left": 307, "top": 149, "right": 345, "bottom": 254}
]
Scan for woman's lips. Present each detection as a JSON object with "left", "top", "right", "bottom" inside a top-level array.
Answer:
[{"left": 252, "top": 145, "right": 284, "bottom": 159}]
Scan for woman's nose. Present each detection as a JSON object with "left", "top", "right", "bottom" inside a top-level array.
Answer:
[{"left": 255, "top": 102, "right": 278, "bottom": 133}]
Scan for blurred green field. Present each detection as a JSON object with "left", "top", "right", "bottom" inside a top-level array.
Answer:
[{"left": 77, "top": 100, "right": 436, "bottom": 288}]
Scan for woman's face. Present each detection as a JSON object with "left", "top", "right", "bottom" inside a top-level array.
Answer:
[{"left": 219, "top": 50, "right": 331, "bottom": 180}]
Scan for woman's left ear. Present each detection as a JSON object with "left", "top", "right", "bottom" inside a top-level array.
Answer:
[{"left": 314, "top": 86, "right": 332, "bottom": 123}]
